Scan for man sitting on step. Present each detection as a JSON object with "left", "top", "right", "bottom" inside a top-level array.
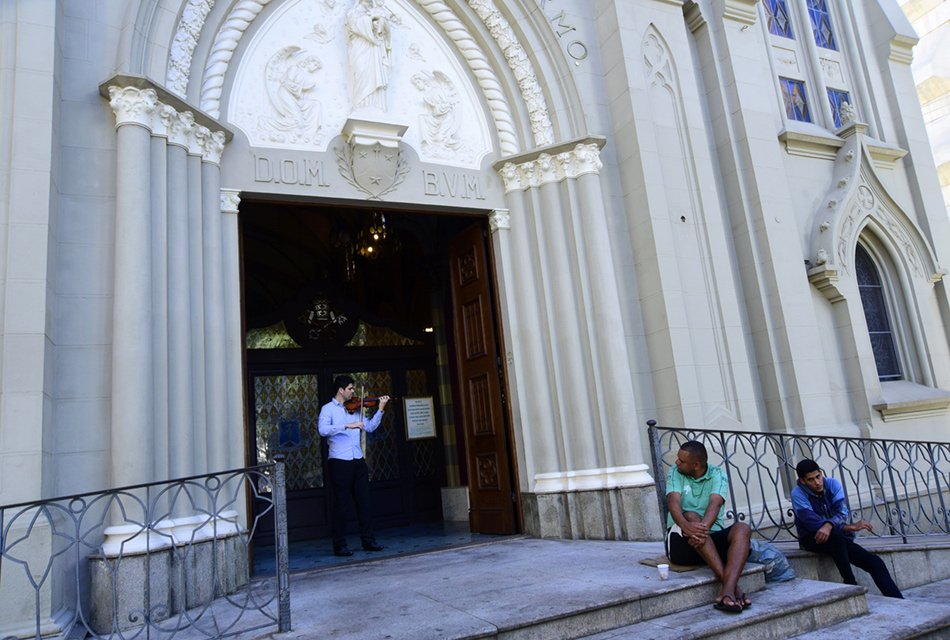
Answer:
[
  {"left": 666, "top": 440, "right": 753, "bottom": 614},
  {"left": 792, "top": 459, "right": 903, "bottom": 598}
]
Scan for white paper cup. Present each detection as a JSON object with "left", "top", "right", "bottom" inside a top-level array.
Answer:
[{"left": 657, "top": 563, "right": 670, "bottom": 580}]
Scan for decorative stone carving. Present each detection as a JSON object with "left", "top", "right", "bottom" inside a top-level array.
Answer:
[
  {"left": 839, "top": 100, "right": 857, "bottom": 127},
  {"left": 488, "top": 209, "right": 510, "bottom": 233},
  {"left": 167, "top": 0, "right": 216, "bottom": 98},
  {"left": 168, "top": 111, "right": 195, "bottom": 149},
  {"left": 335, "top": 118, "right": 410, "bottom": 199},
  {"left": 258, "top": 46, "right": 324, "bottom": 144},
  {"left": 497, "top": 143, "right": 603, "bottom": 193},
  {"left": 643, "top": 32, "right": 673, "bottom": 90},
  {"left": 108, "top": 86, "right": 158, "bottom": 129},
  {"left": 202, "top": 130, "right": 227, "bottom": 164},
  {"left": 465, "top": 0, "right": 554, "bottom": 147},
  {"left": 345, "top": 0, "right": 400, "bottom": 112},
  {"left": 221, "top": 189, "right": 242, "bottom": 214},
  {"left": 411, "top": 70, "right": 463, "bottom": 158}
]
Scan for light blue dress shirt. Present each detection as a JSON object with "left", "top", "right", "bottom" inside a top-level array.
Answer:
[{"left": 318, "top": 398, "right": 385, "bottom": 460}]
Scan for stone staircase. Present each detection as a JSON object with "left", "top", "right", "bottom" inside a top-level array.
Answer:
[{"left": 175, "top": 537, "right": 950, "bottom": 640}]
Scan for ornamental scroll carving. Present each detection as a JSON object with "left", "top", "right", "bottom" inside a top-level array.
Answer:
[{"left": 167, "top": 0, "right": 216, "bottom": 98}]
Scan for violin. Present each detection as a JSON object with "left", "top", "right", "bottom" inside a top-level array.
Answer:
[{"left": 344, "top": 396, "right": 398, "bottom": 412}]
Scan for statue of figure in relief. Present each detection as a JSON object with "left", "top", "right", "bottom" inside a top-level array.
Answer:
[
  {"left": 412, "top": 71, "right": 463, "bottom": 158},
  {"left": 259, "top": 47, "right": 323, "bottom": 142},
  {"left": 345, "top": 0, "right": 399, "bottom": 112}
]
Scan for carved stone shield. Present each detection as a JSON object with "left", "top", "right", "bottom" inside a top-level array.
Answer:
[
  {"left": 336, "top": 118, "right": 410, "bottom": 200},
  {"left": 352, "top": 141, "right": 399, "bottom": 198}
]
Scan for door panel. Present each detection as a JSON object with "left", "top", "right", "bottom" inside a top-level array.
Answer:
[{"left": 448, "top": 223, "right": 516, "bottom": 534}]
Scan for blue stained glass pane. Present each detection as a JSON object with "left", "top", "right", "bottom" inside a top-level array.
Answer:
[
  {"left": 780, "top": 78, "right": 811, "bottom": 123},
  {"left": 807, "top": 0, "right": 838, "bottom": 50},
  {"left": 764, "top": 0, "right": 794, "bottom": 38},
  {"left": 827, "top": 90, "right": 851, "bottom": 128},
  {"left": 856, "top": 245, "right": 902, "bottom": 381}
]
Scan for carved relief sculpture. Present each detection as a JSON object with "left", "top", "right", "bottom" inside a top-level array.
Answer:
[
  {"left": 345, "top": 0, "right": 400, "bottom": 112},
  {"left": 411, "top": 70, "right": 463, "bottom": 158},
  {"left": 258, "top": 46, "right": 324, "bottom": 144}
]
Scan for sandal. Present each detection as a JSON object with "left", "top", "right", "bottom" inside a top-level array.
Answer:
[{"left": 713, "top": 595, "right": 743, "bottom": 614}]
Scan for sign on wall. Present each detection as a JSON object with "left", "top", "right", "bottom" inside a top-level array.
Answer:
[{"left": 404, "top": 396, "right": 437, "bottom": 440}]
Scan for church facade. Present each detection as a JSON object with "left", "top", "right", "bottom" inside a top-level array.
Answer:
[{"left": 2, "top": 0, "right": 949, "bottom": 548}]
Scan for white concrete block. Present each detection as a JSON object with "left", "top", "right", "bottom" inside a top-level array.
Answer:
[
  {"left": 0, "top": 392, "right": 46, "bottom": 453},
  {"left": 1, "top": 333, "right": 47, "bottom": 393},
  {"left": 53, "top": 345, "right": 110, "bottom": 400},
  {"left": 55, "top": 295, "right": 111, "bottom": 345},
  {"left": 52, "top": 398, "right": 110, "bottom": 453},
  {"left": 3, "top": 280, "right": 48, "bottom": 334},
  {"left": 56, "top": 243, "right": 113, "bottom": 296},
  {"left": 15, "top": 23, "right": 56, "bottom": 73},
  {"left": 9, "top": 169, "right": 51, "bottom": 224},
  {"left": 6, "top": 223, "right": 51, "bottom": 281}
]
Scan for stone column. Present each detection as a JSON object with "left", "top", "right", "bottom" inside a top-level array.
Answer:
[
  {"left": 150, "top": 104, "right": 174, "bottom": 482},
  {"left": 571, "top": 144, "right": 646, "bottom": 481},
  {"left": 221, "top": 189, "right": 245, "bottom": 475},
  {"left": 166, "top": 111, "right": 195, "bottom": 480},
  {"left": 494, "top": 173, "right": 563, "bottom": 481},
  {"left": 198, "top": 128, "right": 229, "bottom": 473},
  {"left": 107, "top": 86, "right": 156, "bottom": 488},
  {"left": 187, "top": 133, "right": 208, "bottom": 472}
]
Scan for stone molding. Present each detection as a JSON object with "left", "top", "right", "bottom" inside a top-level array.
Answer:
[
  {"left": 105, "top": 82, "right": 230, "bottom": 164},
  {"left": 221, "top": 189, "right": 241, "bottom": 214},
  {"left": 497, "top": 142, "right": 603, "bottom": 193},
  {"left": 488, "top": 208, "right": 510, "bottom": 233},
  {"left": 721, "top": 0, "right": 758, "bottom": 26}
]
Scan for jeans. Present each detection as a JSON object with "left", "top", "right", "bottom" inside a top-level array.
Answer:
[{"left": 801, "top": 527, "right": 903, "bottom": 598}]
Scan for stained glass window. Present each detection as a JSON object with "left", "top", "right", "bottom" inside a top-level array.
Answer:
[
  {"left": 808, "top": 0, "right": 837, "bottom": 50},
  {"left": 764, "top": 0, "right": 794, "bottom": 38},
  {"left": 827, "top": 90, "right": 851, "bottom": 128},
  {"left": 780, "top": 78, "right": 811, "bottom": 122},
  {"left": 856, "top": 245, "right": 902, "bottom": 381}
]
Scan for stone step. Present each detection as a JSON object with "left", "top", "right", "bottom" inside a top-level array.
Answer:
[
  {"left": 789, "top": 588, "right": 950, "bottom": 639},
  {"left": 576, "top": 579, "right": 867, "bottom": 640}
]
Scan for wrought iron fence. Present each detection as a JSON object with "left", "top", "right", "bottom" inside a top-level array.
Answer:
[
  {"left": 0, "top": 457, "right": 291, "bottom": 640},
  {"left": 648, "top": 421, "right": 950, "bottom": 543}
]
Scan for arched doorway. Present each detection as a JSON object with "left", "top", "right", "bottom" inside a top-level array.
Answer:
[{"left": 239, "top": 200, "right": 519, "bottom": 549}]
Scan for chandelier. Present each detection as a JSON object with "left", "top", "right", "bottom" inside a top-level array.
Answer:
[{"left": 330, "top": 211, "right": 402, "bottom": 280}]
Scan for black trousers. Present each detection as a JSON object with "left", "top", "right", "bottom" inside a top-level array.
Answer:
[
  {"left": 328, "top": 458, "right": 375, "bottom": 550},
  {"left": 800, "top": 527, "right": 903, "bottom": 598}
]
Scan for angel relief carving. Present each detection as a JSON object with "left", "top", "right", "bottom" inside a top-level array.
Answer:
[
  {"left": 345, "top": 0, "right": 401, "bottom": 112},
  {"left": 257, "top": 46, "right": 324, "bottom": 144},
  {"left": 412, "top": 70, "right": 464, "bottom": 158}
]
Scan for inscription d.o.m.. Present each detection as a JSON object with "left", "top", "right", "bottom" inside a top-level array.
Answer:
[{"left": 254, "top": 155, "right": 329, "bottom": 187}]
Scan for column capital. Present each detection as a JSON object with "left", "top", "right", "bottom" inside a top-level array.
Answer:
[
  {"left": 196, "top": 126, "right": 226, "bottom": 164},
  {"left": 108, "top": 86, "right": 158, "bottom": 130},
  {"left": 496, "top": 142, "right": 604, "bottom": 193},
  {"left": 489, "top": 209, "right": 510, "bottom": 233},
  {"left": 221, "top": 189, "right": 241, "bottom": 214}
]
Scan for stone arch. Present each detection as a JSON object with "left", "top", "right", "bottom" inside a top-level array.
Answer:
[{"left": 126, "top": 0, "right": 583, "bottom": 156}]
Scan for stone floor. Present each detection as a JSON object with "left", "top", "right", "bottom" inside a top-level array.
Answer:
[{"left": 252, "top": 520, "right": 511, "bottom": 575}]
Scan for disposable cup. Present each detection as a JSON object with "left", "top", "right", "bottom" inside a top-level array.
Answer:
[{"left": 657, "top": 564, "right": 670, "bottom": 580}]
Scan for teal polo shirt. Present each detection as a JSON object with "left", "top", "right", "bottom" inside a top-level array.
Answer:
[{"left": 666, "top": 463, "right": 728, "bottom": 531}]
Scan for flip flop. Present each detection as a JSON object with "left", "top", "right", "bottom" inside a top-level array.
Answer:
[
  {"left": 713, "top": 595, "right": 743, "bottom": 614},
  {"left": 735, "top": 588, "right": 752, "bottom": 609}
]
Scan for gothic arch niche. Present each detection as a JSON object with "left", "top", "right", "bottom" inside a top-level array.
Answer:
[{"left": 808, "top": 122, "right": 950, "bottom": 422}]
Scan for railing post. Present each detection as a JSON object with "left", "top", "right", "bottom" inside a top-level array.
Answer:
[
  {"left": 929, "top": 443, "right": 950, "bottom": 535},
  {"left": 273, "top": 454, "right": 292, "bottom": 632},
  {"left": 647, "top": 421, "right": 668, "bottom": 530},
  {"left": 882, "top": 441, "right": 908, "bottom": 543}
]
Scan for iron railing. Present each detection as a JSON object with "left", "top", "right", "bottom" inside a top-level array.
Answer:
[
  {"left": 0, "top": 456, "right": 291, "bottom": 640},
  {"left": 648, "top": 421, "right": 950, "bottom": 543}
]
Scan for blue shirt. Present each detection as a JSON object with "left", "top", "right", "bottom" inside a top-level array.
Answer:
[
  {"left": 318, "top": 398, "right": 385, "bottom": 460},
  {"left": 791, "top": 475, "right": 850, "bottom": 538},
  {"left": 666, "top": 463, "right": 729, "bottom": 531}
]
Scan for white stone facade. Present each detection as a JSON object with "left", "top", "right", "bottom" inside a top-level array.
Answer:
[{"left": 1, "top": 0, "right": 949, "bottom": 548}]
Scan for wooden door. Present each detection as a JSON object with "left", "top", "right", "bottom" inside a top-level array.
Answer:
[{"left": 448, "top": 223, "right": 516, "bottom": 534}]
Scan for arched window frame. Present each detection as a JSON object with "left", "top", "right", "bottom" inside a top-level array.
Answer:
[{"left": 855, "top": 234, "right": 919, "bottom": 383}]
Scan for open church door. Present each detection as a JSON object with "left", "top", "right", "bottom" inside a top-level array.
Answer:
[{"left": 448, "top": 223, "right": 517, "bottom": 534}]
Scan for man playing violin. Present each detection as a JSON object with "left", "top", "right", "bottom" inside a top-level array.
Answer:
[{"left": 318, "top": 374, "right": 390, "bottom": 557}]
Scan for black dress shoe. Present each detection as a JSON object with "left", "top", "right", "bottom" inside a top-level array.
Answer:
[
  {"left": 362, "top": 541, "right": 384, "bottom": 552},
  {"left": 334, "top": 546, "right": 354, "bottom": 557}
]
